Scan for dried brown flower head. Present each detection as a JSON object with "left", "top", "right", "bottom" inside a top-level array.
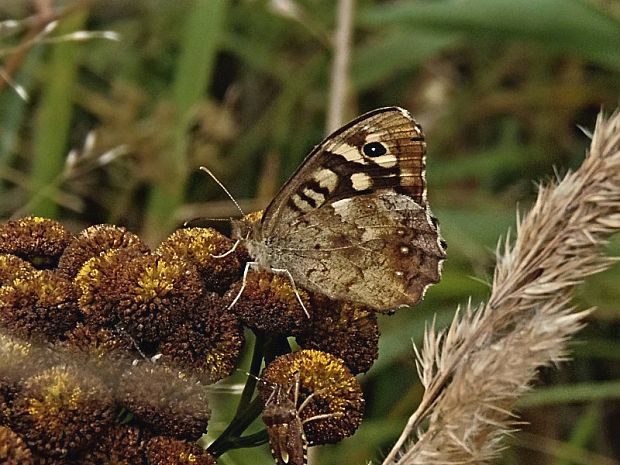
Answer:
[
  {"left": 59, "top": 325, "right": 135, "bottom": 387},
  {"left": 74, "top": 248, "right": 141, "bottom": 328},
  {"left": 259, "top": 349, "right": 364, "bottom": 445},
  {"left": 0, "top": 254, "right": 35, "bottom": 286},
  {"left": 82, "top": 424, "right": 147, "bottom": 465},
  {"left": 58, "top": 224, "right": 148, "bottom": 278},
  {"left": 297, "top": 296, "right": 379, "bottom": 374},
  {"left": 156, "top": 227, "right": 243, "bottom": 294},
  {"left": 119, "top": 363, "right": 210, "bottom": 441},
  {"left": 11, "top": 365, "right": 114, "bottom": 459},
  {"left": 0, "top": 332, "right": 32, "bottom": 386},
  {"left": 227, "top": 270, "right": 311, "bottom": 335},
  {"left": 61, "top": 324, "right": 133, "bottom": 360},
  {"left": 0, "top": 270, "right": 79, "bottom": 342},
  {"left": 0, "top": 217, "right": 72, "bottom": 269},
  {"left": 146, "top": 436, "right": 216, "bottom": 465},
  {"left": 76, "top": 249, "right": 203, "bottom": 342},
  {"left": 159, "top": 293, "right": 244, "bottom": 383},
  {"left": 0, "top": 426, "right": 34, "bottom": 465},
  {"left": 116, "top": 253, "right": 203, "bottom": 342}
]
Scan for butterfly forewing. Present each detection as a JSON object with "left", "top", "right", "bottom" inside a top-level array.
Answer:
[{"left": 260, "top": 107, "right": 427, "bottom": 234}]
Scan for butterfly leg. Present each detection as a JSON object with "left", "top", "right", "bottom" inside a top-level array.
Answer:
[
  {"left": 296, "top": 386, "right": 342, "bottom": 425},
  {"left": 271, "top": 267, "right": 310, "bottom": 318},
  {"left": 227, "top": 261, "right": 258, "bottom": 310},
  {"left": 210, "top": 238, "right": 241, "bottom": 258}
]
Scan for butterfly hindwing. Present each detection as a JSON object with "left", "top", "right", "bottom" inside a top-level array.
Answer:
[{"left": 265, "top": 192, "right": 445, "bottom": 310}]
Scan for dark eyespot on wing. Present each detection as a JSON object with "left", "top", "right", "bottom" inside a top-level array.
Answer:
[{"left": 362, "top": 142, "right": 387, "bottom": 157}]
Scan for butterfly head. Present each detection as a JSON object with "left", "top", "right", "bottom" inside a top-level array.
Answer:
[{"left": 231, "top": 210, "right": 264, "bottom": 241}]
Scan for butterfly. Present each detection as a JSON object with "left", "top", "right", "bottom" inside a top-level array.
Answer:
[{"left": 231, "top": 107, "right": 446, "bottom": 311}]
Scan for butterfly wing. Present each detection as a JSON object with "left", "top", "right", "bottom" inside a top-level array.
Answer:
[
  {"left": 260, "top": 107, "right": 427, "bottom": 237},
  {"left": 252, "top": 107, "right": 445, "bottom": 310}
]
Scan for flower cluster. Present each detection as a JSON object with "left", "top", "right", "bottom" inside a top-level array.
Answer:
[
  {"left": 0, "top": 214, "right": 394, "bottom": 463},
  {"left": 0, "top": 217, "right": 238, "bottom": 464}
]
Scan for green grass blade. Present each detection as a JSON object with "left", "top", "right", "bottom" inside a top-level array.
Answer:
[
  {"left": 30, "top": 11, "right": 88, "bottom": 217},
  {"left": 143, "top": 0, "right": 228, "bottom": 243}
]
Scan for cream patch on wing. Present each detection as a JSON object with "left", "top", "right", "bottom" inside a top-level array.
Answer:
[
  {"left": 290, "top": 193, "right": 313, "bottom": 212},
  {"left": 303, "top": 187, "right": 325, "bottom": 205},
  {"left": 314, "top": 168, "right": 338, "bottom": 193},
  {"left": 350, "top": 172, "right": 372, "bottom": 191},
  {"left": 328, "top": 141, "right": 368, "bottom": 165}
]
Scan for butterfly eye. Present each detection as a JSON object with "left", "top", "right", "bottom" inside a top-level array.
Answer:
[{"left": 362, "top": 142, "right": 387, "bottom": 157}]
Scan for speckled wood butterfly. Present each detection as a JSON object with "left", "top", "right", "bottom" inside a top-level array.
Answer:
[{"left": 232, "top": 107, "right": 446, "bottom": 311}]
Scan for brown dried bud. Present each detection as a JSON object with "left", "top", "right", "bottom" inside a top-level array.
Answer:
[
  {"left": 0, "top": 332, "right": 32, "bottom": 387},
  {"left": 0, "top": 217, "right": 72, "bottom": 269},
  {"left": 159, "top": 293, "right": 244, "bottom": 383},
  {"left": 227, "top": 270, "right": 311, "bottom": 335},
  {"left": 297, "top": 297, "right": 379, "bottom": 374},
  {"left": 0, "top": 254, "right": 35, "bottom": 286},
  {"left": 119, "top": 363, "right": 210, "bottom": 441},
  {"left": 115, "top": 253, "right": 203, "bottom": 342},
  {"left": 74, "top": 248, "right": 141, "bottom": 328},
  {"left": 58, "top": 224, "right": 148, "bottom": 278},
  {"left": 146, "top": 436, "right": 216, "bottom": 465},
  {"left": 156, "top": 227, "right": 243, "bottom": 294},
  {"left": 82, "top": 424, "right": 147, "bottom": 465},
  {"left": 59, "top": 324, "right": 135, "bottom": 386},
  {"left": 259, "top": 349, "right": 364, "bottom": 445},
  {"left": 11, "top": 365, "right": 114, "bottom": 459},
  {"left": 0, "top": 270, "right": 79, "bottom": 342}
]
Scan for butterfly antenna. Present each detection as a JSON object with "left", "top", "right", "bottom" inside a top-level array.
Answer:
[
  {"left": 199, "top": 166, "right": 245, "bottom": 217},
  {"left": 183, "top": 217, "right": 231, "bottom": 228}
]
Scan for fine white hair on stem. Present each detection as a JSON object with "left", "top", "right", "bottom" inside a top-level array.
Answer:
[{"left": 381, "top": 109, "right": 620, "bottom": 465}]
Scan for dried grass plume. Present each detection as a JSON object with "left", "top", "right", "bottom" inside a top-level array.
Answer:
[{"left": 381, "top": 109, "right": 620, "bottom": 465}]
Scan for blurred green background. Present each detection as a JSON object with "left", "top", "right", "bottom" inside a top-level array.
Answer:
[{"left": 1, "top": 0, "right": 619, "bottom": 464}]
